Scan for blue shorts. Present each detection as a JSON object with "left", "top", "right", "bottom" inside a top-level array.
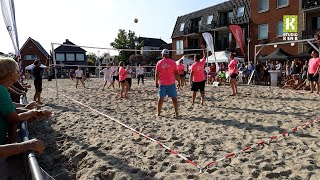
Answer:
[{"left": 159, "top": 84, "right": 177, "bottom": 98}]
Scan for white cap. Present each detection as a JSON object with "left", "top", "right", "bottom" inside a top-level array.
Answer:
[{"left": 161, "top": 49, "right": 169, "bottom": 54}]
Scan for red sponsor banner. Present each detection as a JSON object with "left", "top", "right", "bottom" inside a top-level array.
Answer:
[{"left": 229, "top": 25, "right": 245, "bottom": 55}]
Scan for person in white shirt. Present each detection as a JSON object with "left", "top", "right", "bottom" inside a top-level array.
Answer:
[
  {"left": 136, "top": 64, "right": 145, "bottom": 85},
  {"left": 75, "top": 66, "right": 85, "bottom": 88},
  {"left": 126, "top": 65, "right": 133, "bottom": 91},
  {"left": 111, "top": 63, "right": 120, "bottom": 89},
  {"left": 100, "top": 64, "right": 113, "bottom": 90}
]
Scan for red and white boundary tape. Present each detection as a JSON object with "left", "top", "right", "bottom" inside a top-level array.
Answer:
[
  {"left": 48, "top": 89, "right": 202, "bottom": 171},
  {"left": 202, "top": 117, "right": 320, "bottom": 172},
  {"left": 49, "top": 89, "right": 320, "bottom": 174}
]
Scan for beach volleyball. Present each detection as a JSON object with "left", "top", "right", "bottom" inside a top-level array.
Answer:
[{"left": 134, "top": 18, "right": 138, "bottom": 23}]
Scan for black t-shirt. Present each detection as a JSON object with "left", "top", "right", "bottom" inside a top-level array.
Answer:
[
  {"left": 32, "top": 66, "right": 42, "bottom": 80},
  {"left": 294, "top": 64, "right": 301, "bottom": 74},
  {"left": 256, "top": 64, "right": 262, "bottom": 73}
]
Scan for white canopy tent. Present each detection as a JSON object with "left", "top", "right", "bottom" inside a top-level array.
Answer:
[
  {"left": 176, "top": 55, "right": 194, "bottom": 65},
  {"left": 25, "top": 64, "right": 47, "bottom": 70},
  {"left": 207, "top": 51, "right": 244, "bottom": 63},
  {"left": 207, "top": 51, "right": 230, "bottom": 63}
]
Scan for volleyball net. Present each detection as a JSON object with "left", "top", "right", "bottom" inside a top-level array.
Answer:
[{"left": 49, "top": 42, "right": 204, "bottom": 97}]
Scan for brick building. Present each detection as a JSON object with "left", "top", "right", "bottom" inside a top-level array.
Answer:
[
  {"left": 20, "top": 37, "right": 49, "bottom": 70},
  {"left": 171, "top": 0, "right": 320, "bottom": 63},
  {"left": 171, "top": 0, "right": 250, "bottom": 61},
  {"left": 250, "top": 0, "right": 300, "bottom": 62},
  {"left": 301, "top": 0, "right": 320, "bottom": 50},
  {"left": 251, "top": 0, "right": 320, "bottom": 62}
]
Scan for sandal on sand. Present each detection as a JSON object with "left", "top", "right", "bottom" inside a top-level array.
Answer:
[{"left": 229, "top": 94, "right": 236, "bottom": 96}]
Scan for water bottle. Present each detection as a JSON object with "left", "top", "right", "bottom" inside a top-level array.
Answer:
[{"left": 20, "top": 95, "right": 24, "bottom": 105}]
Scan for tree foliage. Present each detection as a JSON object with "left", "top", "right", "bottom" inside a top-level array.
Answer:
[
  {"left": 128, "top": 51, "right": 161, "bottom": 66},
  {"left": 110, "top": 29, "right": 142, "bottom": 64},
  {"left": 86, "top": 58, "right": 94, "bottom": 66}
]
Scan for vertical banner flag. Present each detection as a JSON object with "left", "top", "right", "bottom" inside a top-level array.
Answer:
[
  {"left": 1, "top": 0, "right": 20, "bottom": 56},
  {"left": 202, "top": 32, "right": 219, "bottom": 73},
  {"left": 229, "top": 25, "right": 245, "bottom": 55}
]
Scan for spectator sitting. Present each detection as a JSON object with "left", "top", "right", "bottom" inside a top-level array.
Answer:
[
  {"left": 8, "top": 81, "right": 32, "bottom": 103},
  {"left": 217, "top": 70, "right": 227, "bottom": 85},
  {"left": 8, "top": 85, "right": 26, "bottom": 103},
  {"left": 295, "top": 78, "right": 311, "bottom": 90},
  {"left": 0, "top": 57, "right": 51, "bottom": 144},
  {"left": 282, "top": 74, "right": 302, "bottom": 89},
  {"left": 0, "top": 139, "right": 45, "bottom": 179}
]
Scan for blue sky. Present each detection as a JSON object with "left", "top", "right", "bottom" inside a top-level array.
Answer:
[{"left": 0, "top": 0, "right": 225, "bottom": 55}]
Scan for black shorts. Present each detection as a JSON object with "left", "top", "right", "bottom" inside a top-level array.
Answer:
[
  {"left": 120, "top": 79, "right": 126, "bottom": 83},
  {"left": 34, "top": 80, "right": 42, "bottom": 92},
  {"left": 308, "top": 74, "right": 319, "bottom": 81},
  {"left": 113, "top": 75, "right": 119, "bottom": 81},
  {"left": 191, "top": 80, "right": 205, "bottom": 92},
  {"left": 179, "top": 74, "right": 184, "bottom": 78},
  {"left": 76, "top": 77, "right": 82, "bottom": 79},
  {"left": 230, "top": 73, "right": 238, "bottom": 79}
]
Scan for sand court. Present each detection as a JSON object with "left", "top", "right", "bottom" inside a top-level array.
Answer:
[{"left": 26, "top": 78, "right": 320, "bottom": 179}]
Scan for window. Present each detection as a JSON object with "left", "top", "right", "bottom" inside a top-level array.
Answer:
[
  {"left": 258, "top": 24, "right": 268, "bottom": 39},
  {"left": 228, "top": 11, "right": 234, "bottom": 23},
  {"left": 56, "top": 53, "right": 65, "bottom": 61},
  {"left": 258, "top": 0, "right": 269, "bottom": 12},
  {"left": 176, "top": 40, "right": 184, "bottom": 55},
  {"left": 66, "top": 53, "right": 75, "bottom": 61},
  {"left": 76, "top": 53, "right": 85, "bottom": 61},
  {"left": 237, "top": 6, "right": 245, "bottom": 17},
  {"left": 207, "top": 15, "right": 213, "bottom": 24},
  {"left": 312, "top": 16, "right": 320, "bottom": 29},
  {"left": 276, "top": 21, "right": 283, "bottom": 37},
  {"left": 277, "top": 0, "right": 288, "bottom": 8},
  {"left": 180, "top": 23, "right": 185, "bottom": 31},
  {"left": 24, "top": 55, "right": 37, "bottom": 60}
]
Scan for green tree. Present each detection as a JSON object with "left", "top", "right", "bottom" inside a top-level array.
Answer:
[
  {"left": 86, "top": 59, "right": 94, "bottom": 66},
  {"left": 86, "top": 52, "right": 98, "bottom": 64},
  {"left": 110, "top": 29, "right": 142, "bottom": 64}
]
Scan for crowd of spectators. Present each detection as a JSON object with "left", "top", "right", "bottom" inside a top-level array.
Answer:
[{"left": 0, "top": 57, "right": 51, "bottom": 178}]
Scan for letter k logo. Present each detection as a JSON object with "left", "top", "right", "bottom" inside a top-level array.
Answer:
[{"left": 283, "top": 15, "right": 298, "bottom": 33}]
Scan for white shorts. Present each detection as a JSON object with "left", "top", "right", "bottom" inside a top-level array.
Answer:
[{"left": 104, "top": 78, "right": 112, "bottom": 82}]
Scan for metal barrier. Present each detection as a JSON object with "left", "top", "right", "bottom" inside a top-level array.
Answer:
[{"left": 19, "top": 95, "right": 44, "bottom": 180}]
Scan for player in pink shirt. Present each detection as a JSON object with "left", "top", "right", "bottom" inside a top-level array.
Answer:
[
  {"left": 307, "top": 51, "right": 320, "bottom": 94},
  {"left": 119, "top": 62, "right": 129, "bottom": 98},
  {"left": 155, "top": 49, "right": 180, "bottom": 117},
  {"left": 228, "top": 52, "right": 238, "bottom": 96},
  {"left": 189, "top": 45, "right": 207, "bottom": 105},
  {"left": 177, "top": 60, "right": 186, "bottom": 88}
]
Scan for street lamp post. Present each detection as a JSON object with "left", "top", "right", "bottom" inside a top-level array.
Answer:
[
  {"left": 97, "top": 50, "right": 100, "bottom": 78},
  {"left": 134, "top": 41, "right": 139, "bottom": 78},
  {"left": 134, "top": 41, "right": 139, "bottom": 55}
]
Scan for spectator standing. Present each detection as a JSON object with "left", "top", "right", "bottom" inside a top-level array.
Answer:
[{"left": 308, "top": 51, "right": 320, "bottom": 94}]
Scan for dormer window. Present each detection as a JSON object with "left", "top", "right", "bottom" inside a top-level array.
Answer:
[
  {"left": 237, "top": 6, "right": 245, "bottom": 17},
  {"left": 180, "top": 23, "right": 185, "bottom": 31},
  {"left": 207, "top": 15, "right": 213, "bottom": 24}
]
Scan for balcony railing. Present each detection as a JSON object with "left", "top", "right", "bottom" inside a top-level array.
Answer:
[
  {"left": 302, "top": 29, "right": 320, "bottom": 39},
  {"left": 183, "top": 27, "right": 200, "bottom": 35},
  {"left": 211, "top": 20, "right": 231, "bottom": 29},
  {"left": 302, "top": 0, "right": 320, "bottom": 9}
]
